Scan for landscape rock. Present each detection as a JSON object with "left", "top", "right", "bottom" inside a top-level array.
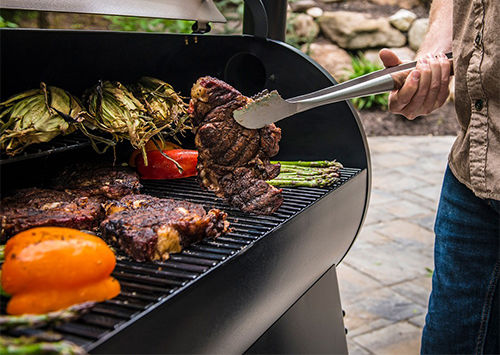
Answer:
[
  {"left": 369, "top": 0, "right": 420, "bottom": 9},
  {"left": 292, "top": 13, "right": 320, "bottom": 41},
  {"left": 408, "top": 18, "right": 429, "bottom": 51},
  {"left": 318, "top": 0, "right": 343, "bottom": 3},
  {"left": 302, "top": 41, "right": 353, "bottom": 81},
  {"left": 290, "top": 0, "right": 318, "bottom": 12},
  {"left": 318, "top": 11, "right": 406, "bottom": 49},
  {"left": 306, "top": 7, "right": 324, "bottom": 18},
  {"left": 389, "top": 9, "right": 417, "bottom": 31},
  {"left": 364, "top": 47, "right": 416, "bottom": 66}
]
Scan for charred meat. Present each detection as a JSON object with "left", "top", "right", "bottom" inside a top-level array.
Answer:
[
  {"left": 52, "top": 165, "right": 141, "bottom": 199},
  {"left": 189, "top": 77, "right": 283, "bottom": 215},
  {"left": 101, "top": 194, "right": 230, "bottom": 262},
  {"left": 0, "top": 188, "right": 103, "bottom": 241}
]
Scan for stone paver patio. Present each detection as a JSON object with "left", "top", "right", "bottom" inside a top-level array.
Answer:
[{"left": 337, "top": 136, "right": 455, "bottom": 355}]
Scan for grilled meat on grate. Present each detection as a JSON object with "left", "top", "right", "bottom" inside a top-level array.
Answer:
[
  {"left": 101, "top": 194, "right": 230, "bottom": 262},
  {"left": 52, "top": 165, "right": 141, "bottom": 199},
  {"left": 0, "top": 188, "right": 103, "bottom": 241},
  {"left": 189, "top": 77, "right": 283, "bottom": 215}
]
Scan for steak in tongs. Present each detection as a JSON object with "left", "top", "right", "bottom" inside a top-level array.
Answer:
[
  {"left": 189, "top": 77, "right": 283, "bottom": 215},
  {"left": 101, "top": 194, "right": 230, "bottom": 262}
]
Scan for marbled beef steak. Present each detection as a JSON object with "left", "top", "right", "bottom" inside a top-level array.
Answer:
[
  {"left": 189, "top": 77, "right": 283, "bottom": 215},
  {"left": 101, "top": 194, "right": 230, "bottom": 262}
]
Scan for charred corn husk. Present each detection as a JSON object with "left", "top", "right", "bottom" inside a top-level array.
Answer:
[
  {"left": 132, "top": 77, "right": 191, "bottom": 141},
  {"left": 85, "top": 81, "right": 176, "bottom": 165},
  {"left": 0, "top": 83, "right": 89, "bottom": 156}
]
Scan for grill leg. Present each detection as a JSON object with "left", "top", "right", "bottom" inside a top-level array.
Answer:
[{"left": 245, "top": 265, "right": 348, "bottom": 354}]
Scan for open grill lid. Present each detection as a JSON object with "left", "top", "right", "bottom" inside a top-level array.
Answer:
[{"left": 0, "top": 0, "right": 226, "bottom": 24}]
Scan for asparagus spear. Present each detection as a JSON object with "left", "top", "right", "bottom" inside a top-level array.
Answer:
[
  {"left": 0, "top": 302, "right": 95, "bottom": 331},
  {"left": 268, "top": 160, "right": 342, "bottom": 187},
  {"left": 271, "top": 160, "right": 343, "bottom": 168},
  {"left": 0, "top": 336, "right": 87, "bottom": 355},
  {"left": 0, "top": 245, "right": 4, "bottom": 262}
]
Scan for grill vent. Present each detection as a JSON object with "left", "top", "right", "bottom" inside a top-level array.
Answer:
[{"left": 1, "top": 168, "right": 361, "bottom": 350}]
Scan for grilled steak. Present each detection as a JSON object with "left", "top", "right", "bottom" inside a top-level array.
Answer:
[
  {"left": 0, "top": 188, "right": 103, "bottom": 241},
  {"left": 189, "top": 77, "right": 283, "bottom": 215},
  {"left": 101, "top": 194, "right": 230, "bottom": 262},
  {"left": 52, "top": 165, "right": 141, "bottom": 199}
]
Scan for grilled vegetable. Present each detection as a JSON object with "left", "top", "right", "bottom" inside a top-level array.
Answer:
[
  {"left": 85, "top": 79, "right": 189, "bottom": 165},
  {"left": 2, "top": 227, "right": 120, "bottom": 315},
  {"left": 136, "top": 149, "right": 198, "bottom": 179},
  {"left": 0, "top": 83, "right": 90, "bottom": 156},
  {"left": 0, "top": 302, "right": 94, "bottom": 331},
  {"left": 0, "top": 336, "right": 86, "bottom": 355},
  {"left": 128, "top": 139, "right": 181, "bottom": 167},
  {"left": 133, "top": 77, "right": 191, "bottom": 139},
  {"left": 268, "top": 160, "right": 343, "bottom": 188}
]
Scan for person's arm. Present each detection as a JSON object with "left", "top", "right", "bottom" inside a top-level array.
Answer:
[{"left": 379, "top": 0, "right": 453, "bottom": 119}]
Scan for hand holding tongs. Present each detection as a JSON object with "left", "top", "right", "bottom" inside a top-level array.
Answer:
[{"left": 233, "top": 52, "right": 453, "bottom": 129}]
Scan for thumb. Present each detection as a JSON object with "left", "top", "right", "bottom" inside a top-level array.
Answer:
[{"left": 379, "top": 48, "right": 402, "bottom": 68}]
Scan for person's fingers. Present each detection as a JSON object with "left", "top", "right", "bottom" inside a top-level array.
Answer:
[
  {"left": 399, "top": 58, "right": 432, "bottom": 119},
  {"left": 422, "top": 53, "right": 442, "bottom": 114},
  {"left": 433, "top": 52, "right": 451, "bottom": 110},
  {"left": 379, "top": 48, "right": 402, "bottom": 68},
  {"left": 389, "top": 70, "right": 420, "bottom": 112}
]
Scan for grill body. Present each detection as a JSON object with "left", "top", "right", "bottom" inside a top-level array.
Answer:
[{"left": 0, "top": 29, "right": 371, "bottom": 353}]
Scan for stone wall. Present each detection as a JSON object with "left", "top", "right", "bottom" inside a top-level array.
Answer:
[{"left": 288, "top": 0, "right": 429, "bottom": 82}]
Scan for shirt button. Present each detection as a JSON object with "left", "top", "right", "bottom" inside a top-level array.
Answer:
[
  {"left": 475, "top": 99, "right": 483, "bottom": 111},
  {"left": 475, "top": 33, "right": 481, "bottom": 46}
]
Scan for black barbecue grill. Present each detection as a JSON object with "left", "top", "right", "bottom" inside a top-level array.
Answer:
[{"left": 0, "top": 0, "right": 371, "bottom": 353}]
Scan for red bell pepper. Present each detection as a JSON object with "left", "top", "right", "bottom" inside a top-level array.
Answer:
[{"left": 136, "top": 149, "right": 198, "bottom": 180}]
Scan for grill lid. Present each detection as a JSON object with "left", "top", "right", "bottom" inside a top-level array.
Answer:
[{"left": 0, "top": 0, "right": 226, "bottom": 24}]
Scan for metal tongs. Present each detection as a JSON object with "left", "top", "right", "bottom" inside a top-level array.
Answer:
[{"left": 233, "top": 52, "right": 453, "bottom": 129}]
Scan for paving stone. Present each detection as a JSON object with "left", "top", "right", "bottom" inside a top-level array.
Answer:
[
  {"left": 413, "top": 184, "right": 442, "bottom": 201},
  {"left": 356, "top": 224, "right": 394, "bottom": 245},
  {"left": 343, "top": 241, "right": 433, "bottom": 285},
  {"left": 363, "top": 205, "right": 398, "bottom": 226},
  {"left": 414, "top": 170, "right": 446, "bottom": 185},
  {"left": 413, "top": 214, "right": 436, "bottom": 232},
  {"left": 408, "top": 313, "right": 427, "bottom": 328},
  {"left": 338, "top": 136, "right": 453, "bottom": 354},
  {"left": 347, "top": 340, "right": 373, "bottom": 355},
  {"left": 372, "top": 171, "right": 428, "bottom": 192},
  {"left": 369, "top": 189, "right": 399, "bottom": 205},
  {"left": 337, "top": 263, "right": 382, "bottom": 306},
  {"left": 390, "top": 276, "right": 433, "bottom": 307},
  {"left": 343, "top": 288, "right": 425, "bottom": 337},
  {"left": 376, "top": 219, "right": 435, "bottom": 247},
  {"left": 371, "top": 152, "right": 417, "bottom": 168},
  {"left": 376, "top": 199, "right": 432, "bottom": 219},
  {"left": 353, "top": 322, "right": 422, "bottom": 355},
  {"left": 397, "top": 191, "right": 439, "bottom": 211}
]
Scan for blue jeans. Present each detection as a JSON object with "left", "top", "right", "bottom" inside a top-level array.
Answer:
[{"left": 421, "top": 166, "right": 500, "bottom": 354}]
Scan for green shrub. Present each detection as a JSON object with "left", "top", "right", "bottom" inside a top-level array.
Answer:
[
  {"left": 105, "top": 16, "right": 194, "bottom": 33},
  {"left": 347, "top": 55, "right": 389, "bottom": 110},
  {"left": 0, "top": 15, "right": 18, "bottom": 28}
]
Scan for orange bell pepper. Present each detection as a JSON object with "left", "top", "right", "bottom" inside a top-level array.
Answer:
[{"left": 1, "top": 227, "right": 120, "bottom": 315}]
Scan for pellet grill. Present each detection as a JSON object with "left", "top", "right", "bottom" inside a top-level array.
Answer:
[{"left": 0, "top": 0, "right": 371, "bottom": 353}]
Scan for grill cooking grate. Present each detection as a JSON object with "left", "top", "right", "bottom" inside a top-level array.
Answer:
[
  {"left": 0, "top": 134, "right": 90, "bottom": 166},
  {"left": 1, "top": 167, "right": 362, "bottom": 350}
]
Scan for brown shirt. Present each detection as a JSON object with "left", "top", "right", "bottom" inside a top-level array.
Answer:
[{"left": 450, "top": 0, "right": 500, "bottom": 200}]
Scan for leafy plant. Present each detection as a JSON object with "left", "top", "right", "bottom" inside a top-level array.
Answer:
[
  {"left": 0, "top": 15, "right": 18, "bottom": 28},
  {"left": 105, "top": 16, "right": 194, "bottom": 33},
  {"left": 346, "top": 55, "right": 389, "bottom": 110}
]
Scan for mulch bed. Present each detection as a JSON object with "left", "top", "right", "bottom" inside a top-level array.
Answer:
[{"left": 357, "top": 101, "right": 460, "bottom": 136}]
